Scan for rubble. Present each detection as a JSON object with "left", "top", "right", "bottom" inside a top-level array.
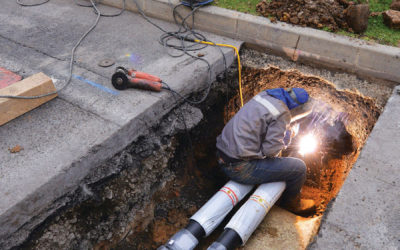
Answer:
[
  {"left": 345, "top": 4, "right": 370, "bottom": 33},
  {"left": 390, "top": 0, "right": 400, "bottom": 11},
  {"left": 256, "top": 0, "right": 349, "bottom": 31},
  {"left": 383, "top": 10, "right": 400, "bottom": 29}
]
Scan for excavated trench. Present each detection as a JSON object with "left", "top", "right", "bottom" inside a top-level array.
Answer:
[
  {"left": 117, "top": 67, "right": 382, "bottom": 249},
  {"left": 228, "top": 67, "right": 380, "bottom": 216},
  {"left": 21, "top": 63, "right": 386, "bottom": 250}
]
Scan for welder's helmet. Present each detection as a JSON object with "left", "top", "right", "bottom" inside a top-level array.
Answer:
[
  {"left": 286, "top": 88, "right": 313, "bottom": 122},
  {"left": 266, "top": 87, "right": 309, "bottom": 109},
  {"left": 266, "top": 87, "right": 312, "bottom": 122},
  {"left": 286, "top": 88, "right": 309, "bottom": 107}
]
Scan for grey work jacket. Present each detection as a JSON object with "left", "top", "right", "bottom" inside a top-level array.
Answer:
[{"left": 216, "top": 91, "right": 291, "bottom": 160}]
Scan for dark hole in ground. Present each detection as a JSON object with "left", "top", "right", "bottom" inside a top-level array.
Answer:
[
  {"left": 116, "top": 66, "right": 381, "bottom": 249},
  {"left": 225, "top": 66, "right": 380, "bottom": 216}
]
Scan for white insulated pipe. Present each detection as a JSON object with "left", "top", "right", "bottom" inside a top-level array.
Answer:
[
  {"left": 226, "top": 181, "right": 286, "bottom": 244},
  {"left": 158, "top": 180, "right": 253, "bottom": 250},
  {"left": 208, "top": 181, "right": 286, "bottom": 249},
  {"left": 191, "top": 180, "right": 254, "bottom": 236}
]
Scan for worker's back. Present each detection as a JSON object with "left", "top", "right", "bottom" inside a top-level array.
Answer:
[{"left": 216, "top": 91, "right": 291, "bottom": 160}]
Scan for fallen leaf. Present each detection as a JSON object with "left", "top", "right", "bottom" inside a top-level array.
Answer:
[
  {"left": 370, "top": 11, "right": 382, "bottom": 17},
  {"left": 9, "top": 145, "right": 23, "bottom": 153}
]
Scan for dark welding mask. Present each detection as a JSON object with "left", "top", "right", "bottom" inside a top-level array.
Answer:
[{"left": 290, "top": 96, "right": 314, "bottom": 123}]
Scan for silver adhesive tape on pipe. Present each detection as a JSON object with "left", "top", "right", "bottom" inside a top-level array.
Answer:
[
  {"left": 157, "top": 229, "right": 199, "bottom": 250},
  {"left": 191, "top": 180, "right": 254, "bottom": 236},
  {"left": 225, "top": 181, "right": 286, "bottom": 244}
]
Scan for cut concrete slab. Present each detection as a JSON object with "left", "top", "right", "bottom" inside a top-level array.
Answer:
[
  {"left": 310, "top": 86, "right": 400, "bottom": 249},
  {"left": 244, "top": 207, "right": 321, "bottom": 250},
  {"left": 0, "top": 98, "right": 119, "bottom": 241},
  {"left": 0, "top": 1, "right": 240, "bottom": 248}
]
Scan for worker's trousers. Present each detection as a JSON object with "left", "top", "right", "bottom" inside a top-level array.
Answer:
[{"left": 221, "top": 157, "right": 306, "bottom": 202}]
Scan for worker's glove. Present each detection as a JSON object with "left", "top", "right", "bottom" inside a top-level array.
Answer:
[
  {"left": 291, "top": 123, "right": 299, "bottom": 137},
  {"left": 284, "top": 123, "right": 299, "bottom": 147},
  {"left": 283, "top": 130, "right": 291, "bottom": 146}
]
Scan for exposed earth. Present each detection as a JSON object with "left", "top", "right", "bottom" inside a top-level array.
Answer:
[
  {"left": 19, "top": 49, "right": 393, "bottom": 250},
  {"left": 226, "top": 66, "right": 381, "bottom": 215},
  {"left": 123, "top": 66, "right": 382, "bottom": 249},
  {"left": 257, "top": 0, "right": 351, "bottom": 31}
]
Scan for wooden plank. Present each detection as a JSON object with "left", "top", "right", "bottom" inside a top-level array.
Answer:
[{"left": 0, "top": 72, "right": 57, "bottom": 126}]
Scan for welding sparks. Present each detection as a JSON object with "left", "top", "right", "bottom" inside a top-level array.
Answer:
[{"left": 299, "top": 133, "right": 318, "bottom": 155}]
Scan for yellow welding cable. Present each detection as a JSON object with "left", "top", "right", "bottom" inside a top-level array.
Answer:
[{"left": 194, "top": 40, "right": 244, "bottom": 107}]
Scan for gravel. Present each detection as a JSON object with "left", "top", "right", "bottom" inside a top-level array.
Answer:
[{"left": 241, "top": 48, "right": 395, "bottom": 110}]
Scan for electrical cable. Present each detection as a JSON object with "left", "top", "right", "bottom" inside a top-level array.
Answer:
[
  {"left": 166, "top": 3, "right": 240, "bottom": 106},
  {"left": 131, "top": 0, "right": 238, "bottom": 106},
  {"left": 130, "top": 1, "right": 230, "bottom": 189},
  {"left": 93, "top": 0, "right": 126, "bottom": 17},
  {"left": 74, "top": 0, "right": 125, "bottom": 17},
  {"left": 16, "top": 0, "right": 49, "bottom": 7},
  {"left": 193, "top": 40, "right": 243, "bottom": 107},
  {"left": 2, "top": 0, "right": 102, "bottom": 99},
  {"left": 9, "top": 0, "right": 240, "bottom": 107},
  {"left": 75, "top": 0, "right": 127, "bottom": 17},
  {"left": 73, "top": 0, "right": 97, "bottom": 7}
]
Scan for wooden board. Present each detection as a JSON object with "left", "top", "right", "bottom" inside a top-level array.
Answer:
[{"left": 0, "top": 72, "right": 57, "bottom": 126}]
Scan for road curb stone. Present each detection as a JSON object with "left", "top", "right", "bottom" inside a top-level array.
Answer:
[{"left": 103, "top": 0, "right": 400, "bottom": 83}]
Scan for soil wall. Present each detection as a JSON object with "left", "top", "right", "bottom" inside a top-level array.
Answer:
[{"left": 15, "top": 70, "right": 237, "bottom": 250}]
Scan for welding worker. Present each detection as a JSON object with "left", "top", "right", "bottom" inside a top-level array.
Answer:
[{"left": 216, "top": 87, "right": 315, "bottom": 214}]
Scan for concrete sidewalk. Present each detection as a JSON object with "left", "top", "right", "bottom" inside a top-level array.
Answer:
[
  {"left": 310, "top": 86, "right": 400, "bottom": 249},
  {"left": 0, "top": 1, "right": 240, "bottom": 247}
]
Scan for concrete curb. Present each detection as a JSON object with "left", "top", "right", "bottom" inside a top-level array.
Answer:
[
  {"left": 309, "top": 85, "right": 400, "bottom": 249},
  {"left": 102, "top": 0, "right": 400, "bottom": 83}
]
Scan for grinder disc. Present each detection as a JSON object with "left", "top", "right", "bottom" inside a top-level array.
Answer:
[
  {"left": 111, "top": 72, "right": 129, "bottom": 90},
  {"left": 98, "top": 58, "right": 115, "bottom": 67}
]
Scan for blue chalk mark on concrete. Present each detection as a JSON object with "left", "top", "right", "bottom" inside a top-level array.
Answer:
[{"left": 73, "top": 75, "right": 119, "bottom": 96}]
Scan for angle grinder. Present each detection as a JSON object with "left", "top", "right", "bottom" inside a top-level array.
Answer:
[{"left": 111, "top": 67, "right": 163, "bottom": 92}]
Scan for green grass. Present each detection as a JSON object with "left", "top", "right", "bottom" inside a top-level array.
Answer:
[
  {"left": 364, "top": 15, "right": 400, "bottom": 45},
  {"left": 212, "top": 0, "right": 260, "bottom": 15},
  {"left": 368, "top": 0, "right": 391, "bottom": 12},
  {"left": 364, "top": 0, "right": 400, "bottom": 46},
  {"left": 213, "top": 0, "right": 400, "bottom": 46}
]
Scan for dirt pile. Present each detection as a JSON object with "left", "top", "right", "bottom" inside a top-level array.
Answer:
[
  {"left": 226, "top": 66, "right": 380, "bottom": 215},
  {"left": 383, "top": 10, "right": 400, "bottom": 29},
  {"left": 257, "top": 0, "right": 350, "bottom": 31}
]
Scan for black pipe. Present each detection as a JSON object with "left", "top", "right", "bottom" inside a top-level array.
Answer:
[
  {"left": 157, "top": 220, "right": 206, "bottom": 250},
  {"left": 185, "top": 219, "right": 206, "bottom": 240},
  {"left": 210, "top": 228, "right": 242, "bottom": 250}
]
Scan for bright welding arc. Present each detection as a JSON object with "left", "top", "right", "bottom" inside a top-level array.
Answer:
[{"left": 299, "top": 133, "right": 318, "bottom": 156}]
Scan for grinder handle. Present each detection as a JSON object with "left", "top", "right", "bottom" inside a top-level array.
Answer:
[
  {"left": 128, "top": 69, "right": 161, "bottom": 82},
  {"left": 130, "top": 78, "right": 162, "bottom": 92}
]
